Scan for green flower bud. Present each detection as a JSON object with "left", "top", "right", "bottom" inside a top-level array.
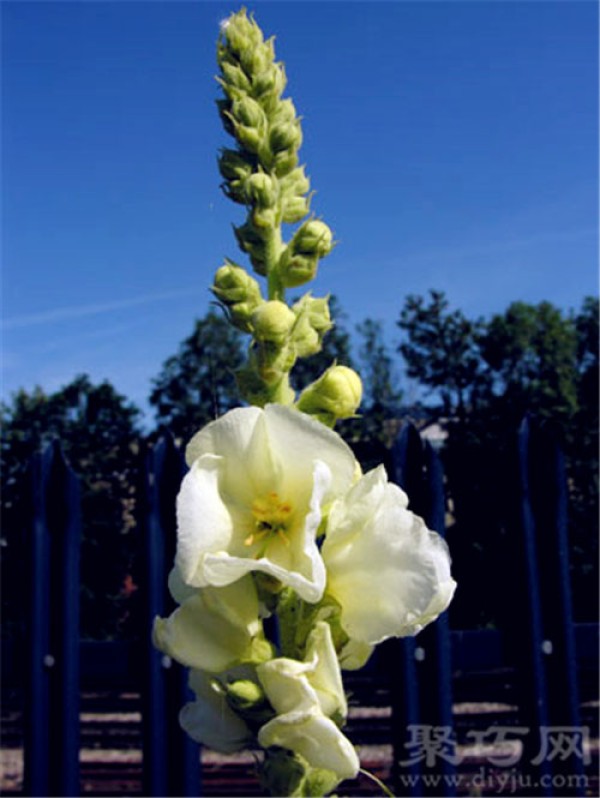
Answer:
[
  {"left": 270, "top": 98, "right": 297, "bottom": 126},
  {"left": 232, "top": 96, "right": 266, "bottom": 130},
  {"left": 281, "top": 195, "right": 310, "bottom": 224},
  {"left": 219, "top": 62, "right": 252, "bottom": 93},
  {"left": 269, "top": 120, "right": 302, "bottom": 154},
  {"left": 252, "top": 63, "right": 287, "bottom": 108},
  {"left": 280, "top": 167, "right": 310, "bottom": 198},
  {"left": 218, "top": 149, "right": 254, "bottom": 182},
  {"left": 234, "top": 221, "right": 269, "bottom": 274},
  {"left": 291, "top": 295, "right": 332, "bottom": 357},
  {"left": 260, "top": 749, "right": 306, "bottom": 798},
  {"left": 252, "top": 301, "right": 296, "bottom": 344},
  {"left": 232, "top": 122, "right": 263, "bottom": 154},
  {"left": 245, "top": 172, "right": 277, "bottom": 208},
  {"left": 252, "top": 206, "right": 277, "bottom": 230},
  {"left": 220, "top": 9, "right": 263, "bottom": 57},
  {"left": 239, "top": 39, "right": 274, "bottom": 78},
  {"left": 225, "top": 679, "right": 267, "bottom": 713},
  {"left": 279, "top": 253, "right": 319, "bottom": 289},
  {"left": 272, "top": 149, "right": 299, "bottom": 177},
  {"left": 292, "top": 220, "right": 333, "bottom": 258},
  {"left": 212, "top": 262, "right": 261, "bottom": 306},
  {"left": 296, "top": 365, "right": 363, "bottom": 425}
]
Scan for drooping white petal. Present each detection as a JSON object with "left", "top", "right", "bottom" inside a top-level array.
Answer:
[
  {"left": 258, "top": 709, "right": 359, "bottom": 781},
  {"left": 175, "top": 454, "right": 232, "bottom": 586},
  {"left": 303, "top": 622, "right": 347, "bottom": 720},
  {"left": 323, "top": 466, "right": 456, "bottom": 646},
  {"left": 152, "top": 577, "right": 260, "bottom": 673},
  {"left": 180, "top": 669, "right": 251, "bottom": 753}
]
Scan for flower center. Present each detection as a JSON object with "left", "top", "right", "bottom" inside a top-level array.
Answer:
[{"left": 245, "top": 491, "right": 293, "bottom": 548}]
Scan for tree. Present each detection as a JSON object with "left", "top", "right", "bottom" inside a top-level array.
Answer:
[
  {"left": 479, "top": 300, "right": 579, "bottom": 432},
  {"left": 397, "top": 290, "right": 486, "bottom": 421},
  {"left": 150, "top": 310, "right": 246, "bottom": 444},
  {"left": 397, "top": 292, "right": 598, "bottom": 626},
  {"left": 1, "top": 375, "right": 142, "bottom": 639},
  {"left": 351, "top": 318, "right": 403, "bottom": 446}
]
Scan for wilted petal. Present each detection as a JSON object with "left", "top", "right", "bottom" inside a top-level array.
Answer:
[{"left": 323, "top": 466, "right": 456, "bottom": 646}]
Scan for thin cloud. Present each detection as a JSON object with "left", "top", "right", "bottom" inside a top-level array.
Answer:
[{"left": 2, "top": 289, "right": 194, "bottom": 330}]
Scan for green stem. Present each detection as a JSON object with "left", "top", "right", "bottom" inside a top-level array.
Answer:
[
  {"left": 359, "top": 768, "right": 396, "bottom": 798},
  {"left": 264, "top": 227, "right": 285, "bottom": 301}
]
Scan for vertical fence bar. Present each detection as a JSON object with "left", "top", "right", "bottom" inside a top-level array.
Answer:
[
  {"left": 388, "top": 425, "right": 455, "bottom": 796},
  {"left": 23, "top": 442, "right": 81, "bottom": 797},
  {"left": 388, "top": 425, "right": 424, "bottom": 796},
  {"left": 529, "top": 425, "right": 585, "bottom": 795},
  {"left": 141, "top": 435, "right": 200, "bottom": 797},
  {"left": 48, "top": 443, "right": 81, "bottom": 797},
  {"left": 511, "top": 418, "right": 552, "bottom": 794},
  {"left": 23, "top": 449, "right": 52, "bottom": 797}
]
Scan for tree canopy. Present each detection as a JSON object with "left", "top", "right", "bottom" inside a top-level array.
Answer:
[{"left": 1, "top": 375, "right": 142, "bottom": 638}]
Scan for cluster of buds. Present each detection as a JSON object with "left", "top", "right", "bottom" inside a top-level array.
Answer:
[{"left": 211, "top": 8, "right": 360, "bottom": 423}]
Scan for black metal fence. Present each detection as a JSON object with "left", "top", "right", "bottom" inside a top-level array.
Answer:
[{"left": 4, "top": 419, "right": 597, "bottom": 797}]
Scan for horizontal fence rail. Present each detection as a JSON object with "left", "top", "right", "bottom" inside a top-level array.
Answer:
[{"left": 2, "top": 420, "right": 597, "bottom": 797}]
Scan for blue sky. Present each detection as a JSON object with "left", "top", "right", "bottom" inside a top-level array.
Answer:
[{"left": 2, "top": 1, "right": 598, "bottom": 420}]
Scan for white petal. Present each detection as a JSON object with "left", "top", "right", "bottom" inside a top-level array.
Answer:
[
  {"left": 304, "top": 622, "right": 347, "bottom": 719},
  {"left": 257, "top": 655, "right": 319, "bottom": 715},
  {"left": 201, "top": 460, "right": 329, "bottom": 603},
  {"left": 258, "top": 709, "right": 359, "bottom": 780},
  {"left": 175, "top": 454, "right": 232, "bottom": 587},
  {"left": 323, "top": 467, "right": 456, "bottom": 645},
  {"left": 263, "top": 404, "right": 357, "bottom": 501},
  {"left": 180, "top": 669, "right": 251, "bottom": 753},
  {"left": 152, "top": 578, "right": 260, "bottom": 673}
]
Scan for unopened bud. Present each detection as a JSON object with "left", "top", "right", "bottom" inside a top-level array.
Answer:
[
  {"left": 225, "top": 679, "right": 267, "bottom": 713},
  {"left": 279, "top": 253, "right": 319, "bottom": 288},
  {"left": 270, "top": 98, "right": 297, "bottom": 126},
  {"left": 245, "top": 173, "right": 277, "bottom": 208},
  {"left": 212, "top": 263, "right": 261, "bottom": 306},
  {"left": 291, "top": 295, "right": 332, "bottom": 357},
  {"left": 218, "top": 149, "right": 253, "bottom": 182},
  {"left": 239, "top": 40, "right": 274, "bottom": 77},
  {"left": 269, "top": 120, "right": 302, "bottom": 154},
  {"left": 232, "top": 96, "right": 266, "bottom": 130},
  {"left": 296, "top": 365, "right": 362, "bottom": 425},
  {"left": 253, "top": 63, "right": 287, "bottom": 107},
  {"left": 272, "top": 149, "right": 299, "bottom": 177},
  {"left": 280, "top": 167, "right": 310, "bottom": 197},
  {"left": 220, "top": 10, "right": 263, "bottom": 56},
  {"left": 252, "top": 206, "right": 277, "bottom": 230},
  {"left": 292, "top": 220, "right": 333, "bottom": 258},
  {"left": 281, "top": 195, "right": 310, "bottom": 224},
  {"left": 219, "top": 62, "right": 252, "bottom": 93},
  {"left": 260, "top": 749, "right": 305, "bottom": 798},
  {"left": 252, "top": 301, "right": 296, "bottom": 344}
]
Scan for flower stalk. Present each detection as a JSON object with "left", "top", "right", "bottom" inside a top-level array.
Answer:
[{"left": 153, "top": 8, "right": 457, "bottom": 797}]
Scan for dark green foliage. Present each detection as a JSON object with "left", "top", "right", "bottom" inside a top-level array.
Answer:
[
  {"left": 398, "top": 290, "right": 487, "bottom": 421},
  {"left": 398, "top": 292, "right": 599, "bottom": 626},
  {"left": 149, "top": 310, "right": 246, "bottom": 444},
  {"left": 1, "top": 376, "right": 142, "bottom": 639}
]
